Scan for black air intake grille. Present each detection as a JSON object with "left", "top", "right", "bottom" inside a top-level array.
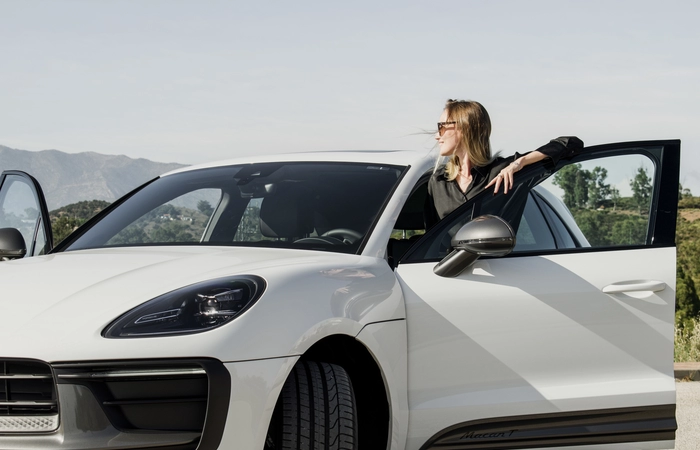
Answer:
[
  {"left": 0, "top": 359, "right": 59, "bottom": 433},
  {"left": 54, "top": 362, "right": 209, "bottom": 432}
]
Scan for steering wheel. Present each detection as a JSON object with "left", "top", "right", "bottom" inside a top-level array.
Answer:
[{"left": 321, "top": 228, "right": 362, "bottom": 245}]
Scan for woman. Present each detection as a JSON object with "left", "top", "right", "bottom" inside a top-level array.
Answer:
[{"left": 426, "top": 99, "right": 583, "bottom": 227}]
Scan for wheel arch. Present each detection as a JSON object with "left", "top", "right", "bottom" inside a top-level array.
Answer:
[
  {"left": 303, "top": 334, "right": 390, "bottom": 449},
  {"left": 272, "top": 334, "right": 391, "bottom": 450}
]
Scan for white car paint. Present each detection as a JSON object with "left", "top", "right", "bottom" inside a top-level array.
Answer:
[
  {"left": 0, "top": 247, "right": 404, "bottom": 362},
  {"left": 399, "top": 247, "right": 676, "bottom": 449}
]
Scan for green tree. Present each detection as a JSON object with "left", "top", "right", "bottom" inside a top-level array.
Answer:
[
  {"left": 553, "top": 164, "right": 592, "bottom": 209},
  {"left": 679, "top": 183, "right": 693, "bottom": 200},
  {"left": 588, "top": 166, "right": 611, "bottom": 209},
  {"left": 49, "top": 200, "right": 112, "bottom": 244},
  {"left": 610, "top": 216, "right": 647, "bottom": 245},
  {"left": 574, "top": 169, "right": 591, "bottom": 209},
  {"left": 630, "top": 166, "right": 652, "bottom": 214},
  {"left": 553, "top": 164, "right": 578, "bottom": 208},
  {"left": 572, "top": 209, "right": 612, "bottom": 246},
  {"left": 676, "top": 216, "right": 700, "bottom": 332},
  {"left": 109, "top": 226, "right": 150, "bottom": 245},
  {"left": 610, "top": 186, "right": 620, "bottom": 211},
  {"left": 151, "top": 221, "right": 194, "bottom": 242},
  {"left": 676, "top": 263, "right": 700, "bottom": 330},
  {"left": 197, "top": 200, "right": 214, "bottom": 216},
  {"left": 52, "top": 216, "right": 83, "bottom": 244}
]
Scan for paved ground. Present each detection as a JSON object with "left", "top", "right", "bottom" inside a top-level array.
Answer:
[{"left": 674, "top": 381, "right": 700, "bottom": 450}]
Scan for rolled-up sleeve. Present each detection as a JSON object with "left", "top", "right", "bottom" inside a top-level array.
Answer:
[{"left": 534, "top": 136, "right": 584, "bottom": 166}]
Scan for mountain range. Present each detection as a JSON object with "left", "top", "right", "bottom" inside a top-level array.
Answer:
[{"left": 0, "top": 145, "right": 187, "bottom": 210}]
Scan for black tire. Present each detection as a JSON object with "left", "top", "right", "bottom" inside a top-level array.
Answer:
[{"left": 267, "top": 360, "right": 358, "bottom": 450}]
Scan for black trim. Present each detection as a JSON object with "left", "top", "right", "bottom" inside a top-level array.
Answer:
[
  {"left": 406, "top": 242, "right": 672, "bottom": 265},
  {"left": 52, "top": 358, "right": 230, "bottom": 450},
  {"left": 420, "top": 404, "right": 676, "bottom": 450},
  {"left": 195, "top": 359, "right": 231, "bottom": 450},
  {"left": 653, "top": 140, "right": 681, "bottom": 246}
]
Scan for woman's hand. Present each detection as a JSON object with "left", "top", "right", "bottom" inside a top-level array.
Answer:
[{"left": 486, "top": 159, "right": 522, "bottom": 194}]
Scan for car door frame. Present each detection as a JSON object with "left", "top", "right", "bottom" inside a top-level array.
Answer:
[
  {"left": 401, "top": 139, "right": 680, "bottom": 264},
  {"left": 0, "top": 170, "right": 54, "bottom": 256}
]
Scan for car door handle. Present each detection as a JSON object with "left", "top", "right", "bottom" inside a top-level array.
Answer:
[{"left": 602, "top": 280, "right": 666, "bottom": 294}]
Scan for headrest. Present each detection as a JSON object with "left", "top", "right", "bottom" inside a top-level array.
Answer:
[
  {"left": 395, "top": 210, "right": 426, "bottom": 230},
  {"left": 395, "top": 184, "right": 428, "bottom": 230},
  {"left": 259, "top": 185, "right": 313, "bottom": 238}
]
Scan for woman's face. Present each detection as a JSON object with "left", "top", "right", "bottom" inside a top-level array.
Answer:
[{"left": 436, "top": 109, "right": 460, "bottom": 157}]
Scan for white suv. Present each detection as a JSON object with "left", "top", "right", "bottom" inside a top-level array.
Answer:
[{"left": 0, "top": 140, "right": 680, "bottom": 450}]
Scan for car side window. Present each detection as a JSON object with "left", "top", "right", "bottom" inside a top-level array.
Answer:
[
  {"left": 0, "top": 174, "right": 47, "bottom": 256},
  {"left": 513, "top": 194, "right": 556, "bottom": 252},
  {"left": 402, "top": 150, "right": 659, "bottom": 263}
]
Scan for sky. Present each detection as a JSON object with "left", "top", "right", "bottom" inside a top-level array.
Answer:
[{"left": 1, "top": 0, "right": 699, "bottom": 193}]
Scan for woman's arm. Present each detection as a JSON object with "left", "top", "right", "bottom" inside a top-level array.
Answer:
[{"left": 486, "top": 136, "right": 583, "bottom": 194}]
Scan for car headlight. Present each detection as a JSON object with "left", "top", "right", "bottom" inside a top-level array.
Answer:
[{"left": 103, "top": 275, "right": 266, "bottom": 338}]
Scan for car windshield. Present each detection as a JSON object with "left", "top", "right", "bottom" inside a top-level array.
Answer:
[{"left": 62, "top": 162, "right": 405, "bottom": 254}]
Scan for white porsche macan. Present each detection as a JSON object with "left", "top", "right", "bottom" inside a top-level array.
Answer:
[{"left": 0, "top": 139, "right": 681, "bottom": 450}]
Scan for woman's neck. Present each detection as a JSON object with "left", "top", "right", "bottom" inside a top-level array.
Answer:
[{"left": 458, "top": 153, "right": 472, "bottom": 176}]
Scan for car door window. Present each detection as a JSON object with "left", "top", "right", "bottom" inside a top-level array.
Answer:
[
  {"left": 0, "top": 174, "right": 50, "bottom": 256},
  {"left": 402, "top": 148, "right": 664, "bottom": 263},
  {"left": 538, "top": 155, "right": 655, "bottom": 247}
]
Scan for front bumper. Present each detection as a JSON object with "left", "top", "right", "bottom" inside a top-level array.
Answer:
[{"left": 0, "top": 358, "right": 235, "bottom": 450}]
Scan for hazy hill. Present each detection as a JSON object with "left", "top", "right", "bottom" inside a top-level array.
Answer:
[{"left": 0, "top": 145, "right": 187, "bottom": 209}]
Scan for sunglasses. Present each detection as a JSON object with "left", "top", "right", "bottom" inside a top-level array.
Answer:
[{"left": 437, "top": 121, "right": 456, "bottom": 136}]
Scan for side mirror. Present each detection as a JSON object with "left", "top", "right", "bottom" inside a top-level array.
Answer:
[
  {"left": 433, "top": 215, "right": 515, "bottom": 278},
  {"left": 0, "top": 227, "right": 27, "bottom": 261}
]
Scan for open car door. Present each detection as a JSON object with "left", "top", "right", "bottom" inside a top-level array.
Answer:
[
  {"left": 397, "top": 140, "right": 680, "bottom": 450},
  {"left": 0, "top": 170, "right": 53, "bottom": 259}
]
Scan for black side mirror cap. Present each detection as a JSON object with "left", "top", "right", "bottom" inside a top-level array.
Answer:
[
  {"left": 0, "top": 227, "right": 27, "bottom": 261},
  {"left": 434, "top": 215, "right": 515, "bottom": 278}
]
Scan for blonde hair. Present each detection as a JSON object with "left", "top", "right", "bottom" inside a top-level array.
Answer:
[{"left": 442, "top": 99, "right": 492, "bottom": 181}]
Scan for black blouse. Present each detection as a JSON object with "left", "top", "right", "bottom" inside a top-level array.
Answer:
[{"left": 425, "top": 136, "right": 583, "bottom": 228}]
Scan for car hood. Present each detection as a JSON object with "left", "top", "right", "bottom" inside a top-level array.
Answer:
[{"left": 0, "top": 246, "right": 368, "bottom": 360}]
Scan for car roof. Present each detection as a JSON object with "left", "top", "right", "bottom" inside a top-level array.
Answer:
[{"left": 160, "top": 150, "right": 435, "bottom": 177}]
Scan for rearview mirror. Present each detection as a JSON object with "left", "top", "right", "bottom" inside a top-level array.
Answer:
[
  {"left": 433, "top": 215, "right": 515, "bottom": 278},
  {"left": 0, "top": 228, "right": 27, "bottom": 261}
]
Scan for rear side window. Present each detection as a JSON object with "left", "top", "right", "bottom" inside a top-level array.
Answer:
[{"left": 513, "top": 195, "right": 556, "bottom": 252}]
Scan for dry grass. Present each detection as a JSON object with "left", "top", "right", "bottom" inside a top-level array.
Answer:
[
  {"left": 680, "top": 209, "right": 700, "bottom": 222},
  {"left": 676, "top": 318, "right": 700, "bottom": 362}
]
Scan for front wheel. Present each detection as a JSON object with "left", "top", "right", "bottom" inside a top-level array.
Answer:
[{"left": 267, "top": 361, "right": 357, "bottom": 450}]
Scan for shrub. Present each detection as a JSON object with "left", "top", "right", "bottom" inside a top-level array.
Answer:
[{"left": 675, "top": 318, "right": 700, "bottom": 362}]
